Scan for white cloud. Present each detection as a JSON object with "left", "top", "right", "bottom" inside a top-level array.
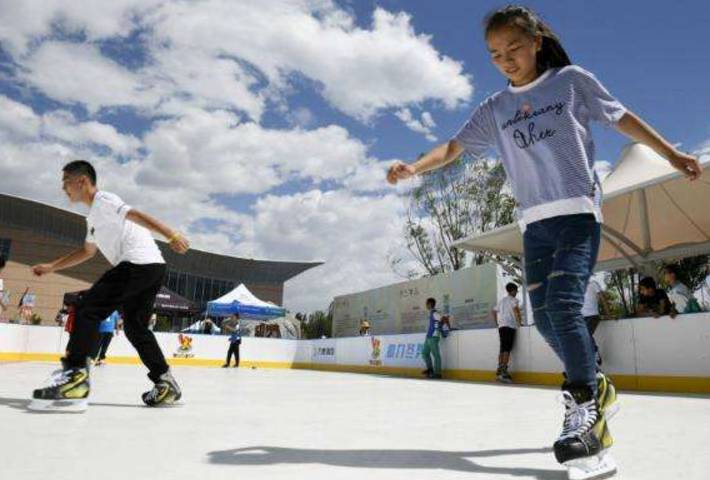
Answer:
[
  {"left": 42, "top": 110, "right": 141, "bottom": 156},
  {"left": 237, "top": 189, "right": 409, "bottom": 311},
  {"left": 0, "top": 96, "right": 41, "bottom": 138},
  {"left": 2, "top": 1, "right": 473, "bottom": 121},
  {"left": 395, "top": 108, "right": 438, "bottom": 142},
  {"left": 0, "top": 96, "right": 140, "bottom": 156},
  {"left": 135, "top": 108, "right": 375, "bottom": 195},
  {"left": 0, "top": 0, "right": 157, "bottom": 56},
  {"left": 20, "top": 41, "right": 157, "bottom": 114},
  {"left": 146, "top": 3, "right": 472, "bottom": 120}
]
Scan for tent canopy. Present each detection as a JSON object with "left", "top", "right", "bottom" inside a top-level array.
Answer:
[
  {"left": 206, "top": 283, "right": 286, "bottom": 319},
  {"left": 454, "top": 143, "right": 710, "bottom": 272},
  {"left": 154, "top": 286, "right": 198, "bottom": 315},
  {"left": 63, "top": 286, "right": 198, "bottom": 315}
]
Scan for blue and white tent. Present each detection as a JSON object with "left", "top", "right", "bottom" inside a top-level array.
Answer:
[{"left": 206, "top": 284, "right": 285, "bottom": 319}]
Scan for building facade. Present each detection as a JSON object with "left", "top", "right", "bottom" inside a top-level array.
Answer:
[{"left": 0, "top": 193, "right": 320, "bottom": 325}]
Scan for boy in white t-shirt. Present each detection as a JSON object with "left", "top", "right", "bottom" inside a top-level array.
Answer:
[
  {"left": 492, "top": 283, "right": 523, "bottom": 383},
  {"left": 29, "top": 160, "right": 190, "bottom": 412}
]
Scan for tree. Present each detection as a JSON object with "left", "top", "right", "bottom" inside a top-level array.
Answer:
[
  {"left": 301, "top": 307, "right": 333, "bottom": 339},
  {"left": 392, "top": 154, "right": 520, "bottom": 279},
  {"left": 605, "top": 268, "right": 639, "bottom": 318}
]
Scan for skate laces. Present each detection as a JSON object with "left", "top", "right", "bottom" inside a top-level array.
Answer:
[
  {"left": 44, "top": 369, "right": 70, "bottom": 388},
  {"left": 558, "top": 391, "right": 598, "bottom": 440},
  {"left": 144, "top": 382, "right": 167, "bottom": 402}
]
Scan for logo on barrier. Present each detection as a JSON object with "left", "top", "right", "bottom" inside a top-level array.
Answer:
[
  {"left": 385, "top": 342, "right": 423, "bottom": 361},
  {"left": 312, "top": 346, "right": 336, "bottom": 359},
  {"left": 173, "top": 334, "right": 194, "bottom": 358},
  {"left": 369, "top": 336, "right": 382, "bottom": 366}
]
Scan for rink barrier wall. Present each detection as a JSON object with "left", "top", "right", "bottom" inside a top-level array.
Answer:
[{"left": 1, "top": 313, "right": 709, "bottom": 394}]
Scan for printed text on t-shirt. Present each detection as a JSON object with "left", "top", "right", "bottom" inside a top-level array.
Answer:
[{"left": 501, "top": 101, "right": 566, "bottom": 150}]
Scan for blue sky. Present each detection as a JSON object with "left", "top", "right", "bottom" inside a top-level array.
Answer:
[{"left": 0, "top": 1, "right": 707, "bottom": 311}]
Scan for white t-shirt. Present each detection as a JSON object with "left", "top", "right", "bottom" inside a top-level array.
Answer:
[
  {"left": 582, "top": 279, "right": 603, "bottom": 317},
  {"left": 494, "top": 296, "right": 520, "bottom": 329},
  {"left": 86, "top": 191, "right": 164, "bottom": 266},
  {"left": 668, "top": 282, "right": 692, "bottom": 312}
]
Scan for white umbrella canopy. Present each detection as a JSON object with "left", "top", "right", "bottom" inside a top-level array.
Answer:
[{"left": 454, "top": 143, "right": 710, "bottom": 272}]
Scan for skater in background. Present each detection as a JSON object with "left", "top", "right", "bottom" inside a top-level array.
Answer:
[
  {"left": 0, "top": 255, "right": 7, "bottom": 320},
  {"left": 55, "top": 306, "right": 69, "bottom": 327},
  {"left": 222, "top": 313, "right": 242, "bottom": 368},
  {"left": 30, "top": 160, "right": 189, "bottom": 411},
  {"left": 387, "top": 5, "right": 701, "bottom": 477},
  {"left": 582, "top": 277, "right": 610, "bottom": 367},
  {"left": 94, "top": 310, "right": 121, "bottom": 366},
  {"left": 421, "top": 297, "right": 443, "bottom": 379},
  {"left": 18, "top": 288, "right": 34, "bottom": 324},
  {"left": 492, "top": 282, "right": 523, "bottom": 383}
]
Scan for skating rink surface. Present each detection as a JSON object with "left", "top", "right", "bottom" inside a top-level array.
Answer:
[{"left": 1, "top": 362, "right": 708, "bottom": 480}]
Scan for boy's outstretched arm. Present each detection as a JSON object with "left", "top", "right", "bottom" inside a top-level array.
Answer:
[
  {"left": 32, "top": 243, "right": 98, "bottom": 276},
  {"left": 616, "top": 111, "right": 703, "bottom": 180},
  {"left": 387, "top": 140, "right": 464, "bottom": 184},
  {"left": 126, "top": 209, "right": 190, "bottom": 254}
]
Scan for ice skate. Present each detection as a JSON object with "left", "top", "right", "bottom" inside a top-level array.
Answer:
[
  {"left": 142, "top": 369, "right": 182, "bottom": 406},
  {"left": 554, "top": 385, "right": 616, "bottom": 480},
  {"left": 496, "top": 366, "right": 512, "bottom": 384},
  {"left": 29, "top": 367, "right": 90, "bottom": 412}
]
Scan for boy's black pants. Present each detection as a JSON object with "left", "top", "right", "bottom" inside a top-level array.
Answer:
[{"left": 66, "top": 262, "right": 169, "bottom": 382}]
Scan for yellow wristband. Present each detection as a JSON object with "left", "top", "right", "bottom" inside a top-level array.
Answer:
[{"left": 167, "top": 232, "right": 182, "bottom": 243}]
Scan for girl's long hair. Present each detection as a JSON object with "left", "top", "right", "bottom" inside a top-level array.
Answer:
[{"left": 484, "top": 5, "right": 571, "bottom": 73}]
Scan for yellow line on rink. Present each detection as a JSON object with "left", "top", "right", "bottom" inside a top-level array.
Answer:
[{"left": 3, "top": 352, "right": 709, "bottom": 394}]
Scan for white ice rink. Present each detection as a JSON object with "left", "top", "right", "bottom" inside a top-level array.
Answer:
[{"left": 1, "top": 362, "right": 708, "bottom": 480}]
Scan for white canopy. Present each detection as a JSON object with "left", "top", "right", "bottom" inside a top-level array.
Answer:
[
  {"left": 454, "top": 143, "right": 710, "bottom": 272},
  {"left": 210, "top": 284, "right": 279, "bottom": 308},
  {"left": 206, "top": 283, "right": 286, "bottom": 318}
]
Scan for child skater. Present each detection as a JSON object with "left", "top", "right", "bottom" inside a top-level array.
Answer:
[
  {"left": 30, "top": 160, "right": 190, "bottom": 412},
  {"left": 387, "top": 6, "right": 701, "bottom": 479}
]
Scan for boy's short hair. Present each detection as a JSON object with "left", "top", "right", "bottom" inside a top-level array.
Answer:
[
  {"left": 426, "top": 297, "right": 436, "bottom": 307},
  {"left": 0, "top": 255, "right": 6, "bottom": 269},
  {"left": 63, "top": 160, "right": 97, "bottom": 186},
  {"left": 639, "top": 276, "right": 657, "bottom": 290},
  {"left": 663, "top": 264, "right": 680, "bottom": 277},
  {"left": 505, "top": 282, "right": 518, "bottom": 293}
]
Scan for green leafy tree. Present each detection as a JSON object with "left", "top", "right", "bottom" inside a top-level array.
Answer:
[
  {"left": 393, "top": 155, "right": 519, "bottom": 279},
  {"left": 301, "top": 307, "right": 333, "bottom": 339}
]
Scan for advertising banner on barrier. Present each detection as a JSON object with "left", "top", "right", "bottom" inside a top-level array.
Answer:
[
  {"left": 332, "top": 263, "right": 499, "bottom": 337},
  {"left": 311, "top": 340, "right": 337, "bottom": 364}
]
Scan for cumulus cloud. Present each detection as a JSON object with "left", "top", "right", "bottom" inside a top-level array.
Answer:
[
  {"left": 395, "top": 108, "right": 438, "bottom": 142},
  {"left": 235, "top": 189, "right": 410, "bottom": 310},
  {"left": 2, "top": 0, "right": 473, "bottom": 121}
]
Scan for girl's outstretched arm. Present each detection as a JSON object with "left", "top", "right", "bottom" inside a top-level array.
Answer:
[
  {"left": 616, "top": 111, "right": 703, "bottom": 180},
  {"left": 386, "top": 140, "right": 464, "bottom": 185}
]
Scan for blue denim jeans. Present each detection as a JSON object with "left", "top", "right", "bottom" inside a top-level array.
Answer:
[{"left": 523, "top": 214, "right": 600, "bottom": 393}]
